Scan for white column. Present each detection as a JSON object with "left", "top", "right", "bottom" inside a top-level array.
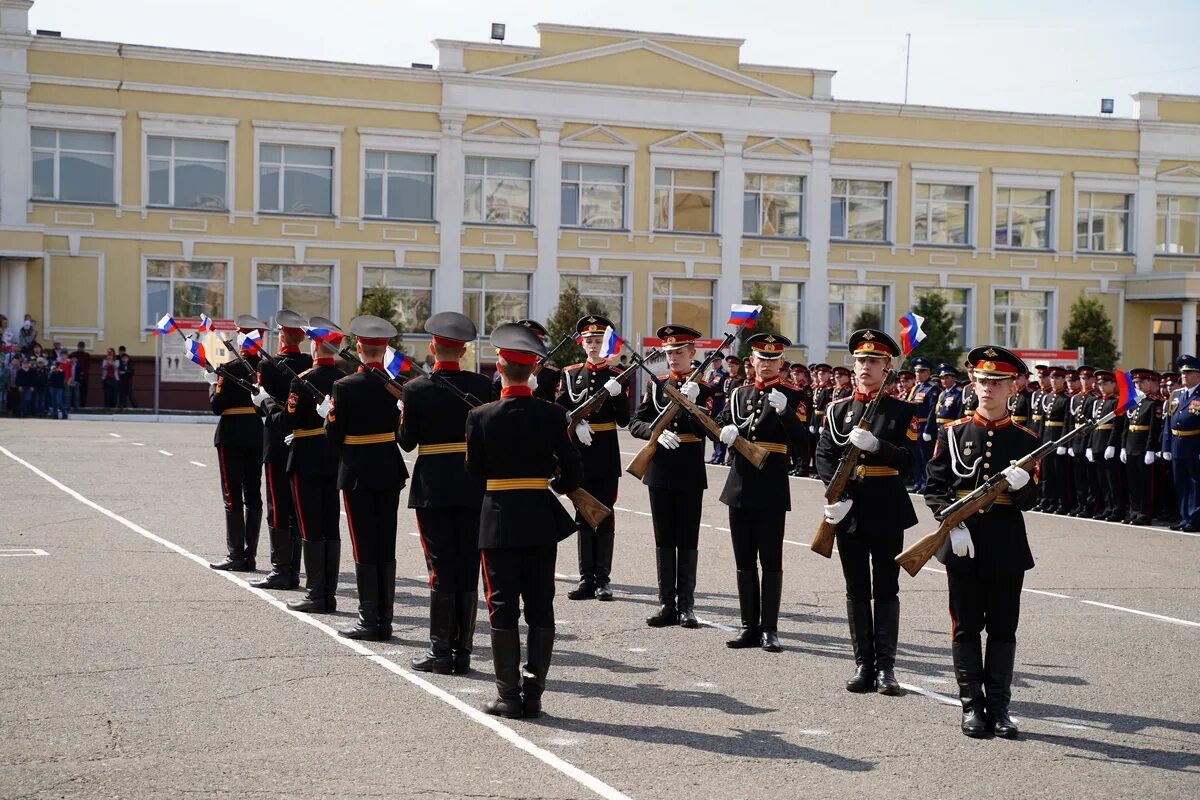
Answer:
[
  {"left": 0, "top": 261, "right": 9, "bottom": 318},
  {"left": 532, "top": 119, "right": 563, "bottom": 323},
  {"left": 0, "top": 1, "right": 32, "bottom": 226},
  {"left": 804, "top": 142, "right": 833, "bottom": 363},
  {"left": 6, "top": 258, "right": 27, "bottom": 323},
  {"left": 1134, "top": 157, "right": 1160, "bottom": 274},
  {"left": 1183, "top": 301, "right": 1198, "bottom": 357},
  {"left": 717, "top": 134, "right": 747, "bottom": 333},
  {"left": 435, "top": 113, "right": 466, "bottom": 315}
]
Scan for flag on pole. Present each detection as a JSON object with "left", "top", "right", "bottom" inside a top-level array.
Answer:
[
  {"left": 183, "top": 337, "right": 207, "bottom": 368},
  {"left": 384, "top": 346, "right": 412, "bottom": 378},
  {"left": 728, "top": 304, "right": 761, "bottom": 328},
  {"left": 237, "top": 330, "right": 263, "bottom": 354},
  {"left": 303, "top": 324, "right": 342, "bottom": 347},
  {"left": 152, "top": 314, "right": 179, "bottom": 336},
  {"left": 1114, "top": 369, "right": 1138, "bottom": 415},
  {"left": 898, "top": 312, "right": 927, "bottom": 356},
  {"left": 599, "top": 326, "right": 624, "bottom": 359},
  {"left": 197, "top": 313, "right": 214, "bottom": 333}
]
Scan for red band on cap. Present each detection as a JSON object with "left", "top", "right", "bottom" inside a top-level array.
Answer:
[
  {"left": 357, "top": 336, "right": 390, "bottom": 346},
  {"left": 279, "top": 327, "right": 304, "bottom": 335},
  {"left": 432, "top": 335, "right": 466, "bottom": 347},
  {"left": 497, "top": 348, "right": 538, "bottom": 365}
]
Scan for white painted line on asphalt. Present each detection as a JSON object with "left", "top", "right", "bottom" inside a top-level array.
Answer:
[
  {"left": 1078, "top": 601, "right": 1200, "bottom": 628},
  {"left": 627, "top": 647, "right": 647, "bottom": 653},
  {"left": 158, "top": 450, "right": 173, "bottom": 456},
  {"left": 108, "top": 432, "right": 120, "bottom": 438},
  {"left": 130, "top": 442, "right": 144, "bottom": 447},
  {"left": 189, "top": 461, "right": 207, "bottom": 467},
  {"left": 899, "top": 682, "right": 958, "bottom": 707},
  {"left": 614, "top": 505, "right": 651, "bottom": 518},
  {"left": 0, "top": 548, "right": 49, "bottom": 557},
  {"left": 0, "top": 444, "right": 636, "bottom": 800},
  {"left": 1024, "top": 589, "right": 1073, "bottom": 599},
  {"left": 696, "top": 617, "right": 739, "bottom": 633}
]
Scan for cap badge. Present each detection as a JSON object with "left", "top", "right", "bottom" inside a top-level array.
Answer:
[
  {"left": 984, "top": 347, "right": 998, "bottom": 357},
  {"left": 862, "top": 331, "right": 875, "bottom": 340}
]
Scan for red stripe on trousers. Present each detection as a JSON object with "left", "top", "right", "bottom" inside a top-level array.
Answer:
[
  {"left": 480, "top": 551, "right": 495, "bottom": 619},
  {"left": 415, "top": 515, "right": 435, "bottom": 588},
  {"left": 291, "top": 472, "right": 309, "bottom": 541},
  {"left": 266, "top": 466, "right": 280, "bottom": 528},
  {"left": 341, "top": 492, "right": 359, "bottom": 562},
  {"left": 216, "top": 445, "right": 232, "bottom": 511}
]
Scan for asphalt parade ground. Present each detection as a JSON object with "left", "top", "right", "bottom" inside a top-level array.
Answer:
[{"left": 1, "top": 418, "right": 1198, "bottom": 799}]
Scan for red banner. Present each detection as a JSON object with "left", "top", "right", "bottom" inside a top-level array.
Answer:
[
  {"left": 175, "top": 317, "right": 238, "bottom": 332},
  {"left": 642, "top": 337, "right": 728, "bottom": 350},
  {"left": 1014, "top": 348, "right": 1084, "bottom": 366}
]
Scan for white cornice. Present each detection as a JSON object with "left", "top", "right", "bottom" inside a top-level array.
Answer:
[
  {"left": 832, "top": 98, "right": 1141, "bottom": 132},
  {"left": 834, "top": 134, "right": 1135, "bottom": 161},
  {"left": 740, "top": 63, "right": 836, "bottom": 79},
  {"left": 533, "top": 22, "right": 744, "bottom": 48},
  {"left": 431, "top": 39, "right": 540, "bottom": 55},
  {"left": 1132, "top": 92, "right": 1200, "bottom": 104}
]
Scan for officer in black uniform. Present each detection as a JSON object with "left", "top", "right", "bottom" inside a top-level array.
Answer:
[
  {"left": 628, "top": 324, "right": 712, "bottom": 630},
  {"left": 928, "top": 364, "right": 962, "bottom": 437},
  {"left": 208, "top": 314, "right": 266, "bottom": 572},
  {"left": 712, "top": 355, "right": 744, "bottom": 464},
  {"left": 1088, "top": 371, "right": 1126, "bottom": 521},
  {"left": 924, "top": 345, "right": 1039, "bottom": 739},
  {"left": 249, "top": 309, "right": 313, "bottom": 589},
  {"left": 1067, "top": 366, "right": 1100, "bottom": 517},
  {"left": 322, "top": 315, "right": 409, "bottom": 641},
  {"left": 274, "top": 316, "right": 346, "bottom": 614},
  {"left": 816, "top": 329, "right": 919, "bottom": 695},
  {"left": 401, "top": 311, "right": 497, "bottom": 675},
  {"left": 491, "top": 319, "right": 561, "bottom": 402},
  {"left": 715, "top": 332, "right": 809, "bottom": 652},
  {"left": 1009, "top": 370, "right": 1032, "bottom": 427},
  {"left": 1037, "top": 367, "right": 1071, "bottom": 514},
  {"left": 1122, "top": 369, "right": 1164, "bottom": 525},
  {"left": 557, "top": 315, "right": 629, "bottom": 601},
  {"left": 467, "top": 323, "right": 583, "bottom": 719}
]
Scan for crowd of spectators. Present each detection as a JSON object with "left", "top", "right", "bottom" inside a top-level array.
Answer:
[{"left": 1, "top": 313, "right": 138, "bottom": 417}]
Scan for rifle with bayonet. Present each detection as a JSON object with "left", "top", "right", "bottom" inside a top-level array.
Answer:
[
  {"left": 810, "top": 368, "right": 901, "bottom": 558},
  {"left": 895, "top": 407, "right": 1122, "bottom": 577}
]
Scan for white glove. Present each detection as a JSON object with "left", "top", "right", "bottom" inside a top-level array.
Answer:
[
  {"left": 396, "top": 398, "right": 404, "bottom": 412},
  {"left": 950, "top": 524, "right": 975, "bottom": 558},
  {"left": 1104, "top": 446, "right": 1116, "bottom": 460},
  {"left": 922, "top": 432, "right": 932, "bottom": 442},
  {"left": 1002, "top": 464, "right": 1030, "bottom": 491},
  {"left": 823, "top": 498, "right": 853, "bottom": 524},
  {"left": 1086, "top": 447, "right": 1094, "bottom": 462},
  {"left": 575, "top": 420, "right": 593, "bottom": 446},
  {"left": 809, "top": 425, "right": 817, "bottom": 434},
  {"left": 848, "top": 427, "right": 881, "bottom": 453},
  {"left": 316, "top": 395, "right": 332, "bottom": 419},
  {"left": 767, "top": 388, "right": 787, "bottom": 414},
  {"left": 719, "top": 424, "right": 739, "bottom": 445},
  {"left": 1120, "top": 448, "right": 1127, "bottom": 464},
  {"left": 1144, "top": 451, "right": 1156, "bottom": 465},
  {"left": 603, "top": 378, "right": 622, "bottom": 397},
  {"left": 1162, "top": 451, "right": 1172, "bottom": 462},
  {"left": 204, "top": 370, "right": 219, "bottom": 385},
  {"left": 1055, "top": 446, "right": 1066, "bottom": 456},
  {"left": 657, "top": 430, "right": 681, "bottom": 450},
  {"left": 284, "top": 433, "right": 295, "bottom": 446},
  {"left": 680, "top": 380, "right": 700, "bottom": 403},
  {"left": 1068, "top": 447, "right": 1075, "bottom": 457},
  {"left": 251, "top": 385, "right": 270, "bottom": 407}
]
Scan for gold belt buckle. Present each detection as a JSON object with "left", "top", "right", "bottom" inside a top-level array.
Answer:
[{"left": 853, "top": 464, "right": 866, "bottom": 481}]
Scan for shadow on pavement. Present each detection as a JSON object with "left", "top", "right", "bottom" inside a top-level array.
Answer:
[{"left": 551, "top": 679, "right": 776, "bottom": 716}]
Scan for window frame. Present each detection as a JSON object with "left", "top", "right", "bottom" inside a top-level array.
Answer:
[
  {"left": 990, "top": 286, "right": 1055, "bottom": 349},
  {"left": 826, "top": 282, "right": 891, "bottom": 347},
  {"left": 560, "top": 273, "right": 629, "bottom": 332},
  {"left": 909, "top": 283, "right": 974, "bottom": 350},
  {"left": 29, "top": 105, "right": 125, "bottom": 206},
  {"left": 741, "top": 279, "right": 805, "bottom": 344},
  {"left": 252, "top": 121, "right": 343, "bottom": 218},
  {"left": 356, "top": 262, "right": 435, "bottom": 336},
  {"left": 461, "top": 270, "right": 533, "bottom": 336},
  {"left": 250, "top": 259, "right": 339, "bottom": 326},
  {"left": 139, "top": 112, "right": 237, "bottom": 213},
  {"left": 560, "top": 162, "right": 629, "bottom": 231},
  {"left": 648, "top": 149, "right": 723, "bottom": 236},
  {"left": 990, "top": 169, "right": 1060, "bottom": 252},
  {"left": 652, "top": 166, "right": 719, "bottom": 235},
  {"left": 829, "top": 161, "right": 898, "bottom": 244},
  {"left": 558, "top": 139, "right": 636, "bottom": 234},
  {"left": 742, "top": 173, "right": 806, "bottom": 240},
  {"left": 358, "top": 129, "right": 440, "bottom": 223},
  {"left": 1156, "top": 192, "right": 1200, "bottom": 256},
  {"left": 1072, "top": 174, "right": 1138, "bottom": 255},
  {"left": 139, "top": 255, "right": 234, "bottom": 342},
  {"left": 647, "top": 275, "right": 717, "bottom": 334},
  {"left": 910, "top": 166, "right": 980, "bottom": 248}
]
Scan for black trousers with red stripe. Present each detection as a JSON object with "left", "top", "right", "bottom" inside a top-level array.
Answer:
[
  {"left": 481, "top": 545, "right": 556, "bottom": 629},
  {"left": 341, "top": 489, "right": 399, "bottom": 565},
  {"left": 292, "top": 472, "right": 340, "bottom": 542},
  {"left": 728, "top": 508, "right": 785, "bottom": 572},
  {"left": 264, "top": 461, "right": 295, "bottom": 531},
  {"left": 216, "top": 444, "right": 262, "bottom": 518},
  {"left": 648, "top": 487, "right": 703, "bottom": 550},
  {"left": 948, "top": 568, "right": 1024, "bottom": 645},
  {"left": 415, "top": 507, "right": 481, "bottom": 593},
  {"left": 1126, "top": 458, "right": 1154, "bottom": 520}
]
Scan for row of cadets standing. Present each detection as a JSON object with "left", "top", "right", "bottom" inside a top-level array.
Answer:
[
  {"left": 1163, "top": 356, "right": 1200, "bottom": 531},
  {"left": 905, "top": 358, "right": 939, "bottom": 492},
  {"left": 1035, "top": 366, "right": 1071, "bottom": 514},
  {"left": 709, "top": 354, "right": 746, "bottom": 465},
  {"left": 815, "top": 329, "right": 920, "bottom": 694}
]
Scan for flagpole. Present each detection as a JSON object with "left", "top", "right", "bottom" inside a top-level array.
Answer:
[{"left": 154, "top": 332, "right": 161, "bottom": 416}]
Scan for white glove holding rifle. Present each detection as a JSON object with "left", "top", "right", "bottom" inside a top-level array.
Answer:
[
  {"left": 316, "top": 395, "right": 332, "bottom": 419},
  {"left": 823, "top": 498, "right": 852, "bottom": 524},
  {"left": 251, "top": 385, "right": 271, "bottom": 407},
  {"left": 1002, "top": 464, "right": 1030, "bottom": 491},
  {"left": 575, "top": 419, "right": 593, "bottom": 446},
  {"left": 719, "top": 424, "right": 739, "bottom": 446},
  {"left": 950, "top": 524, "right": 975, "bottom": 558},
  {"left": 204, "top": 369, "right": 219, "bottom": 385},
  {"left": 603, "top": 378, "right": 622, "bottom": 397},
  {"left": 680, "top": 381, "right": 700, "bottom": 403},
  {"left": 657, "top": 430, "right": 681, "bottom": 450},
  {"left": 848, "top": 427, "right": 880, "bottom": 453}
]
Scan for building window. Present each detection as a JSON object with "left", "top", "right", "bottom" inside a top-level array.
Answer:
[
  {"left": 743, "top": 174, "right": 803, "bottom": 238},
  {"left": 1076, "top": 192, "right": 1131, "bottom": 252},
  {"left": 651, "top": 277, "right": 714, "bottom": 332},
  {"left": 361, "top": 267, "right": 433, "bottom": 334},
  {"left": 914, "top": 286, "right": 971, "bottom": 349},
  {"left": 1157, "top": 195, "right": 1200, "bottom": 255},
  {"left": 147, "top": 136, "right": 227, "bottom": 210},
  {"left": 145, "top": 260, "right": 226, "bottom": 327},
  {"left": 561, "top": 163, "right": 626, "bottom": 229},
  {"left": 993, "top": 289, "right": 1050, "bottom": 349},
  {"left": 830, "top": 179, "right": 888, "bottom": 241},
  {"left": 742, "top": 281, "right": 802, "bottom": 343},
  {"left": 462, "top": 272, "right": 530, "bottom": 335},
  {"left": 653, "top": 169, "right": 716, "bottom": 234},
  {"left": 258, "top": 144, "right": 333, "bottom": 216},
  {"left": 464, "top": 157, "right": 532, "bottom": 225},
  {"left": 828, "top": 284, "right": 887, "bottom": 345},
  {"left": 914, "top": 183, "right": 971, "bottom": 245},
  {"left": 31, "top": 128, "right": 115, "bottom": 204},
  {"left": 255, "top": 264, "right": 333, "bottom": 324},
  {"left": 561, "top": 275, "right": 625, "bottom": 327},
  {"left": 364, "top": 151, "right": 434, "bottom": 220},
  {"left": 995, "top": 188, "right": 1052, "bottom": 249}
]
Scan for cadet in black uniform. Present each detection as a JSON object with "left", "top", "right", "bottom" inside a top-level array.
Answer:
[
  {"left": 816, "top": 329, "right": 920, "bottom": 695},
  {"left": 1122, "top": 370, "right": 1164, "bottom": 525},
  {"left": 468, "top": 323, "right": 583, "bottom": 719},
  {"left": 557, "top": 315, "right": 629, "bottom": 601},
  {"left": 1009, "top": 370, "right": 1032, "bottom": 426},
  {"left": 960, "top": 364, "right": 979, "bottom": 414},
  {"left": 492, "top": 319, "right": 560, "bottom": 402},
  {"left": 628, "top": 324, "right": 712, "bottom": 630},
  {"left": 1068, "top": 366, "right": 1100, "bottom": 517},
  {"left": 1037, "top": 367, "right": 1071, "bottom": 514},
  {"left": 277, "top": 316, "right": 346, "bottom": 613},
  {"left": 249, "top": 309, "right": 313, "bottom": 589},
  {"left": 928, "top": 364, "right": 963, "bottom": 438},
  {"left": 908, "top": 358, "right": 939, "bottom": 492},
  {"left": 322, "top": 316, "right": 409, "bottom": 641},
  {"left": 208, "top": 314, "right": 266, "bottom": 572},
  {"left": 1089, "top": 371, "right": 1126, "bottom": 521},
  {"left": 925, "top": 346, "right": 1038, "bottom": 739},
  {"left": 715, "top": 333, "right": 809, "bottom": 652},
  {"left": 401, "top": 312, "right": 497, "bottom": 675},
  {"left": 711, "top": 355, "right": 744, "bottom": 464}
]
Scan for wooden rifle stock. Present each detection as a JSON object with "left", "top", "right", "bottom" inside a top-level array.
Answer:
[
  {"left": 565, "top": 486, "right": 612, "bottom": 530},
  {"left": 659, "top": 380, "right": 769, "bottom": 469}
]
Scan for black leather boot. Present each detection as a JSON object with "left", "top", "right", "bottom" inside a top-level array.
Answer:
[
  {"left": 411, "top": 590, "right": 455, "bottom": 673},
  {"left": 243, "top": 505, "right": 262, "bottom": 572},
  {"left": 726, "top": 570, "right": 761, "bottom": 648},
  {"left": 676, "top": 549, "right": 699, "bottom": 629},
  {"left": 209, "top": 509, "right": 247, "bottom": 571},
  {"left": 953, "top": 640, "right": 990, "bottom": 737},
  {"left": 645, "top": 548, "right": 677, "bottom": 627},
  {"left": 324, "top": 540, "right": 340, "bottom": 611},
  {"left": 339, "top": 563, "right": 384, "bottom": 640},
  {"left": 452, "top": 592, "right": 478, "bottom": 675},
  {"left": 985, "top": 641, "right": 1019, "bottom": 739},
  {"left": 482, "top": 629, "right": 524, "bottom": 719},
  {"left": 521, "top": 626, "right": 555, "bottom": 719},
  {"left": 845, "top": 598, "right": 876, "bottom": 692},
  {"left": 288, "top": 528, "right": 302, "bottom": 589},
  {"left": 874, "top": 598, "right": 901, "bottom": 695},
  {"left": 250, "top": 527, "right": 292, "bottom": 588},
  {"left": 377, "top": 561, "right": 396, "bottom": 641},
  {"left": 568, "top": 529, "right": 596, "bottom": 600},
  {"left": 594, "top": 531, "right": 615, "bottom": 601},
  {"left": 759, "top": 572, "right": 783, "bottom": 652},
  {"left": 287, "top": 539, "right": 330, "bottom": 612}
]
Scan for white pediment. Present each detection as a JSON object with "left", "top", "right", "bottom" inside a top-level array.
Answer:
[
  {"left": 650, "top": 130, "right": 723, "bottom": 153},
  {"left": 744, "top": 137, "right": 811, "bottom": 159},
  {"left": 1159, "top": 164, "right": 1200, "bottom": 180},
  {"left": 462, "top": 119, "right": 539, "bottom": 141},
  {"left": 560, "top": 124, "right": 635, "bottom": 151}
]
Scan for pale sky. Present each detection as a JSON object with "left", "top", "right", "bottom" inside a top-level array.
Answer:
[{"left": 27, "top": 0, "right": 1200, "bottom": 118}]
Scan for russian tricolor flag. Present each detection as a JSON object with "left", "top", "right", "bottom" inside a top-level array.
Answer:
[
  {"left": 152, "top": 314, "right": 179, "bottom": 336},
  {"left": 183, "top": 337, "right": 207, "bottom": 368},
  {"left": 197, "top": 313, "right": 214, "bottom": 333},
  {"left": 384, "top": 346, "right": 412, "bottom": 378},
  {"left": 600, "top": 326, "right": 624, "bottom": 359},
  {"left": 1114, "top": 369, "right": 1138, "bottom": 415},
  {"left": 303, "top": 325, "right": 341, "bottom": 347},
  {"left": 238, "top": 330, "right": 263, "bottom": 354},
  {"left": 898, "top": 312, "right": 927, "bottom": 356},
  {"left": 728, "top": 304, "right": 761, "bottom": 328}
]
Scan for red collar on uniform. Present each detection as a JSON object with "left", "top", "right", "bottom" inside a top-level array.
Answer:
[
  {"left": 358, "top": 362, "right": 384, "bottom": 373},
  {"left": 669, "top": 370, "right": 689, "bottom": 382},
  {"left": 501, "top": 385, "right": 533, "bottom": 398},
  {"left": 585, "top": 359, "right": 609, "bottom": 372},
  {"left": 853, "top": 390, "right": 879, "bottom": 402},
  {"left": 314, "top": 357, "right": 334, "bottom": 366},
  {"left": 433, "top": 361, "right": 459, "bottom": 372},
  {"left": 279, "top": 345, "right": 300, "bottom": 355},
  {"left": 971, "top": 412, "right": 1012, "bottom": 430},
  {"left": 755, "top": 376, "right": 781, "bottom": 390}
]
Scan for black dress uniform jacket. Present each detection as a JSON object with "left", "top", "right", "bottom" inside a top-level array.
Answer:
[
  {"left": 628, "top": 374, "right": 714, "bottom": 490},
  {"left": 401, "top": 368, "right": 497, "bottom": 508},
  {"left": 716, "top": 379, "right": 809, "bottom": 510},
  {"left": 1009, "top": 389, "right": 1032, "bottom": 425},
  {"left": 1089, "top": 396, "right": 1124, "bottom": 453},
  {"left": 324, "top": 369, "right": 408, "bottom": 491},
  {"left": 282, "top": 362, "right": 344, "bottom": 476},
  {"left": 1123, "top": 394, "right": 1163, "bottom": 458},
  {"left": 211, "top": 356, "right": 263, "bottom": 448},
  {"left": 556, "top": 361, "right": 630, "bottom": 478},
  {"left": 259, "top": 349, "right": 312, "bottom": 465}
]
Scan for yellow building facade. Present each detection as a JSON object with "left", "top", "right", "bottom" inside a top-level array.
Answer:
[{"left": 1, "top": 0, "right": 1198, "bottom": 371}]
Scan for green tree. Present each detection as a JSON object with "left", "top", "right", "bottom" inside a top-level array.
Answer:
[
  {"left": 736, "top": 283, "right": 779, "bottom": 360},
  {"left": 545, "top": 284, "right": 607, "bottom": 367},
  {"left": 355, "top": 283, "right": 406, "bottom": 349},
  {"left": 902, "top": 292, "right": 961, "bottom": 371},
  {"left": 1062, "top": 295, "right": 1119, "bottom": 369},
  {"left": 850, "top": 307, "right": 882, "bottom": 334}
]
